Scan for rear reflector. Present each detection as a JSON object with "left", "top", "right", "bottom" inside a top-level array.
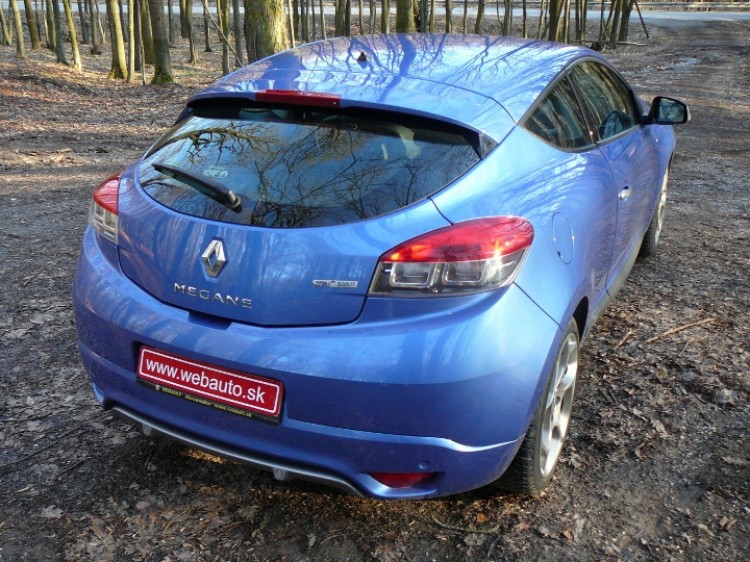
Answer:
[
  {"left": 370, "top": 472, "right": 436, "bottom": 489},
  {"left": 254, "top": 89, "right": 341, "bottom": 108}
]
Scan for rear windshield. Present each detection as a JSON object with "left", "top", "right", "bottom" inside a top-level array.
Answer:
[{"left": 138, "top": 104, "right": 483, "bottom": 228}]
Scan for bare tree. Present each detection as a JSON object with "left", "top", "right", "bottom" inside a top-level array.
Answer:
[
  {"left": 140, "top": 0, "right": 154, "bottom": 64},
  {"left": 334, "top": 0, "right": 345, "bottom": 36},
  {"left": 88, "top": 0, "right": 102, "bottom": 54},
  {"left": 8, "top": 0, "right": 25, "bottom": 58},
  {"left": 232, "top": 0, "right": 243, "bottom": 66},
  {"left": 127, "top": 0, "right": 135, "bottom": 80},
  {"left": 186, "top": 0, "right": 200, "bottom": 63},
  {"left": 0, "top": 8, "right": 11, "bottom": 46},
  {"left": 22, "top": 0, "right": 42, "bottom": 48},
  {"left": 395, "top": 0, "right": 414, "bottom": 32},
  {"left": 203, "top": 0, "right": 212, "bottom": 52},
  {"left": 217, "top": 0, "right": 230, "bottom": 73},
  {"left": 148, "top": 0, "right": 174, "bottom": 83},
  {"left": 245, "top": 0, "right": 289, "bottom": 61},
  {"left": 62, "top": 0, "right": 82, "bottom": 70},
  {"left": 46, "top": 0, "right": 56, "bottom": 49},
  {"left": 474, "top": 0, "right": 485, "bottom": 34},
  {"left": 77, "top": 0, "right": 90, "bottom": 45},
  {"left": 106, "top": 0, "right": 128, "bottom": 78},
  {"left": 51, "top": 0, "right": 68, "bottom": 64}
]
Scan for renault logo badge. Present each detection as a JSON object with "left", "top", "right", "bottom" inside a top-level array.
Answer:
[{"left": 201, "top": 239, "right": 227, "bottom": 278}]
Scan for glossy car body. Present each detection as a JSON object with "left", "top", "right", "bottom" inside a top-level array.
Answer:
[{"left": 73, "top": 34, "right": 687, "bottom": 499}]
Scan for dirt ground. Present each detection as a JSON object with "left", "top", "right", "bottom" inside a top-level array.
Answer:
[{"left": 1, "top": 17, "right": 748, "bottom": 562}]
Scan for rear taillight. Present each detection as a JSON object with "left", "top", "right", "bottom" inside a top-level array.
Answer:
[
  {"left": 89, "top": 174, "right": 120, "bottom": 244},
  {"left": 369, "top": 217, "right": 534, "bottom": 296}
]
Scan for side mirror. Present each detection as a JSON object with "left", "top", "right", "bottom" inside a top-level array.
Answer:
[{"left": 646, "top": 96, "right": 690, "bottom": 125}]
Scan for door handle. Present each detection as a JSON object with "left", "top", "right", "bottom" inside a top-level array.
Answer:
[{"left": 619, "top": 186, "right": 632, "bottom": 201}]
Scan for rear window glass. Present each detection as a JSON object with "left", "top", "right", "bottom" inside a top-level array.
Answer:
[{"left": 138, "top": 104, "right": 483, "bottom": 228}]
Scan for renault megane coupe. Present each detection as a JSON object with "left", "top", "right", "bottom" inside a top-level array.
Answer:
[{"left": 73, "top": 33, "right": 688, "bottom": 499}]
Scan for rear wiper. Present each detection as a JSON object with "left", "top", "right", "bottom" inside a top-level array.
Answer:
[{"left": 152, "top": 162, "right": 242, "bottom": 211}]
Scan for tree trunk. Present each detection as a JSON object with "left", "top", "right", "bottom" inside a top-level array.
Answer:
[
  {"left": 180, "top": 0, "right": 190, "bottom": 39},
  {"left": 310, "top": 0, "right": 316, "bottom": 39},
  {"left": 575, "top": 0, "right": 588, "bottom": 43},
  {"left": 203, "top": 0, "right": 212, "bottom": 52},
  {"left": 0, "top": 4, "right": 13, "bottom": 46},
  {"left": 186, "top": 0, "right": 199, "bottom": 63},
  {"left": 62, "top": 0, "right": 81, "bottom": 69},
  {"left": 179, "top": 0, "right": 193, "bottom": 43},
  {"left": 119, "top": 0, "right": 129, "bottom": 43},
  {"left": 618, "top": 0, "right": 633, "bottom": 43},
  {"left": 334, "top": 0, "right": 345, "bottom": 36},
  {"left": 291, "top": 0, "right": 299, "bottom": 38},
  {"left": 502, "top": 0, "right": 512, "bottom": 36},
  {"left": 46, "top": 0, "right": 56, "bottom": 49},
  {"left": 148, "top": 0, "right": 174, "bottom": 83},
  {"left": 395, "top": 0, "right": 413, "bottom": 32},
  {"left": 217, "top": 0, "right": 229, "bottom": 74},
  {"left": 474, "top": 0, "right": 485, "bottom": 33},
  {"left": 319, "top": 0, "right": 325, "bottom": 38},
  {"left": 380, "top": 0, "right": 389, "bottom": 33},
  {"left": 51, "top": 0, "right": 68, "bottom": 64},
  {"left": 127, "top": 0, "right": 135, "bottom": 80},
  {"left": 9, "top": 0, "right": 25, "bottom": 57},
  {"left": 548, "top": 0, "right": 563, "bottom": 42},
  {"left": 88, "top": 0, "right": 102, "bottom": 54},
  {"left": 168, "top": 0, "right": 174, "bottom": 43},
  {"left": 106, "top": 0, "right": 128, "bottom": 78},
  {"left": 232, "top": 0, "right": 242, "bottom": 66},
  {"left": 609, "top": 0, "right": 623, "bottom": 49},
  {"left": 246, "top": 0, "right": 288, "bottom": 62},
  {"left": 444, "top": 0, "right": 451, "bottom": 33},
  {"left": 135, "top": 0, "right": 145, "bottom": 77},
  {"left": 23, "top": 0, "right": 42, "bottom": 48},
  {"left": 77, "top": 0, "right": 90, "bottom": 44},
  {"left": 140, "top": 0, "right": 154, "bottom": 64}
]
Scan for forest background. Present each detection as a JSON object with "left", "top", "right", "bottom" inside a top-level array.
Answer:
[{"left": 3, "top": 0, "right": 747, "bottom": 85}]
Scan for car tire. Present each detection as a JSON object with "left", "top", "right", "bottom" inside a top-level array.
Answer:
[
  {"left": 639, "top": 168, "right": 669, "bottom": 258},
  {"left": 494, "top": 318, "right": 579, "bottom": 495}
]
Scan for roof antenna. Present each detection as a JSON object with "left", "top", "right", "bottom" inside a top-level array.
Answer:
[{"left": 357, "top": 51, "right": 369, "bottom": 64}]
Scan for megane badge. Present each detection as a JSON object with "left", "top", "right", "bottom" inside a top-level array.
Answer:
[{"left": 201, "top": 239, "right": 227, "bottom": 278}]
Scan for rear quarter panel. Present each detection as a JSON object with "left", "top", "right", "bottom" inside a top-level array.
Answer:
[{"left": 431, "top": 126, "right": 619, "bottom": 334}]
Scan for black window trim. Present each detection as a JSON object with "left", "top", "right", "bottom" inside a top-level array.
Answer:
[
  {"left": 519, "top": 66, "right": 596, "bottom": 154},
  {"left": 567, "top": 57, "right": 644, "bottom": 146},
  {"left": 520, "top": 56, "right": 645, "bottom": 152}
]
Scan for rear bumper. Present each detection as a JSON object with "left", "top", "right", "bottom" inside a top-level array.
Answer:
[
  {"left": 110, "top": 404, "right": 365, "bottom": 497},
  {"left": 74, "top": 227, "right": 562, "bottom": 498}
]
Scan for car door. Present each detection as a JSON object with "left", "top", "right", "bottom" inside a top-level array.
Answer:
[{"left": 570, "top": 61, "right": 659, "bottom": 295}]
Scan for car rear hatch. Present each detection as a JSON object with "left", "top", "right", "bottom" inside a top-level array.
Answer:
[{"left": 116, "top": 96, "right": 485, "bottom": 327}]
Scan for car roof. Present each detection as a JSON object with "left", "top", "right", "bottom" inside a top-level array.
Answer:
[{"left": 188, "top": 34, "right": 597, "bottom": 142}]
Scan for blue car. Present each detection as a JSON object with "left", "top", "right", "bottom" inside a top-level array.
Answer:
[{"left": 73, "top": 34, "right": 688, "bottom": 499}]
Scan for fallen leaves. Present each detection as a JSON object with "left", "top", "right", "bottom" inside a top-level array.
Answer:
[{"left": 41, "top": 506, "right": 64, "bottom": 519}]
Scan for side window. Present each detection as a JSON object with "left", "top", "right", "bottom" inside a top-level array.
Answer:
[
  {"left": 524, "top": 77, "right": 591, "bottom": 150},
  {"left": 570, "top": 61, "right": 640, "bottom": 141}
]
